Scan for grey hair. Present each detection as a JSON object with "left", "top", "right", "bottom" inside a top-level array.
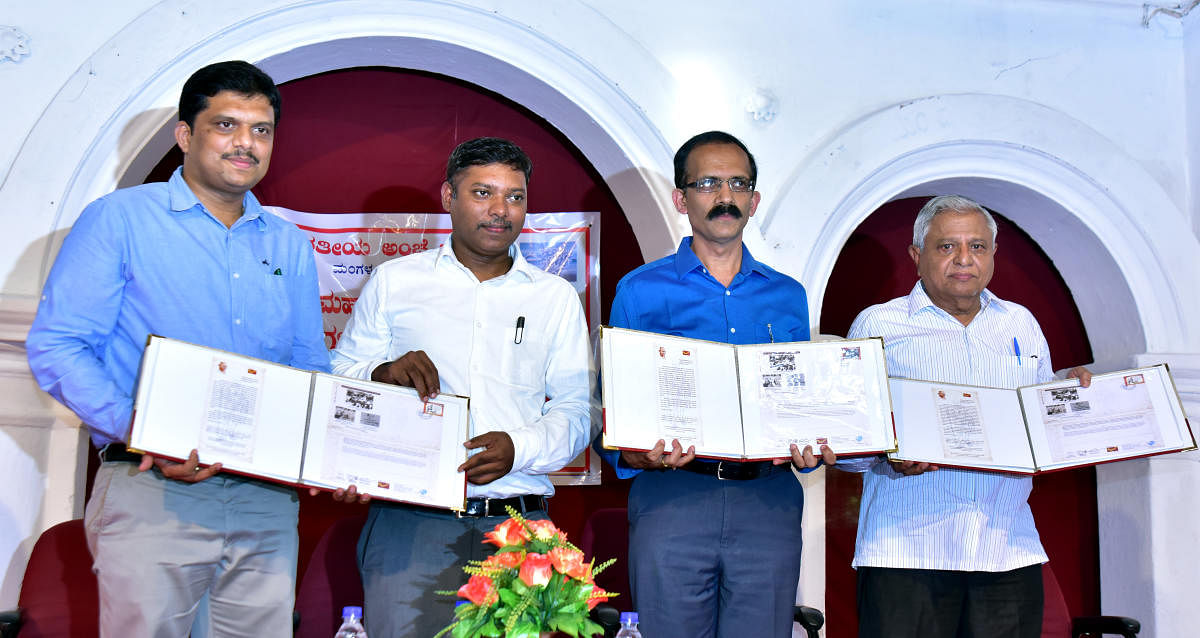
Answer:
[{"left": 912, "top": 195, "right": 998, "bottom": 249}]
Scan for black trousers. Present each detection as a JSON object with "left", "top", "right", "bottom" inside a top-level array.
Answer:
[{"left": 857, "top": 564, "right": 1043, "bottom": 638}]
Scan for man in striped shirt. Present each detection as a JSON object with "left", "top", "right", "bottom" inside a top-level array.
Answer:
[{"left": 842, "top": 195, "right": 1091, "bottom": 638}]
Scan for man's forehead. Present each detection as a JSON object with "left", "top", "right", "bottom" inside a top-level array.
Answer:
[
  {"left": 929, "top": 211, "right": 991, "bottom": 236},
  {"left": 687, "top": 143, "right": 751, "bottom": 175},
  {"left": 199, "top": 92, "right": 274, "bottom": 122}
]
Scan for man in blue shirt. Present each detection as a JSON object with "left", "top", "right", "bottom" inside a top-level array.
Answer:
[
  {"left": 26, "top": 61, "right": 328, "bottom": 638},
  {"left": 601, "top": 131, "right": 835, "bottom": 638}
]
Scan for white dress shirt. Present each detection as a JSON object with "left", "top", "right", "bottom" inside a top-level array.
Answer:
[
  {"left": 841, "top": 282, "right": 1054, "bottom": 572},
  {"left": 330, "top": 238, "right": 596, "bottom": 499}
]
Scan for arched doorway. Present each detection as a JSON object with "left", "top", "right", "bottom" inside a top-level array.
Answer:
[
  {"left": 757, "top": 93, "right": 1200, "bottom": 634},
  {"left": 133, "top": 64, "right": 651, "bottom": 578},
  {"left": 819, "top": 197, "right": 1099, "bottom": 637},
  {"left": 15, "top": 3, "right": 685, "bottom": 615}
]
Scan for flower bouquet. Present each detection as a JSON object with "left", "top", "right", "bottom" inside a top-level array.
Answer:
[{"left": 435, "top": 507, "right": 617, "bottom": 638}]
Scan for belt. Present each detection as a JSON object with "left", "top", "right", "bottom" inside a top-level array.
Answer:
[
  {"left": 457, "top": 495, "right": 546, "bottom": 518},
  {"left": 680, "top": 460, "right": 790, "bottom": 481},
  {"left": 98, "top": 443, "right": 143, "bottom": 464}
]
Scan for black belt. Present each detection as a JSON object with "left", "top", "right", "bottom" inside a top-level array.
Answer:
[
  {"left": 457, "top": 495, "right": 546, "bottom": 518},
  {"left": 680, "top": 460, "right": 790, "bottom": 481},
  {"left": 98, "top": 443, "right": 142, "bottom": 463}
]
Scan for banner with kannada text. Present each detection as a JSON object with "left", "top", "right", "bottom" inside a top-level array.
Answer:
[{"left": 268, "top": 208, "right": 601, "bottom": 485}]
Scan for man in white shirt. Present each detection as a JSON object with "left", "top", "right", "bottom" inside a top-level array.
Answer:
[
  {"left": 842, "top": 195, "right": 1090, "bottom": 638},
  {"left": 329, "top": 137, "right": 595, "bottom": 637}
]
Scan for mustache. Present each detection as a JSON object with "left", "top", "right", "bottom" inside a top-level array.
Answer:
[
  {"left": 222, "top": 151, "right": 260, "bottom": 165},
  {"left": 477, "top": 219, "right": 513, "bottom": 231},
  {"left": 706, "top": 203, "right": 743, "bottom": 220}
]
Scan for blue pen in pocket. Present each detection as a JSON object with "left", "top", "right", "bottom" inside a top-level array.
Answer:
[{"left": 1013, "top": 337, "right": 1022, "bottom": 366}]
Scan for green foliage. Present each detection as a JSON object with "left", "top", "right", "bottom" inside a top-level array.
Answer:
[{"left": 436, "top": 507, "right": 617, "bottom": 638}]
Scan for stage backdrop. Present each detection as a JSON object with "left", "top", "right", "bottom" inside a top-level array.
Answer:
[{"left": 269, "top": 207, "right": 602, "bottom": 485}]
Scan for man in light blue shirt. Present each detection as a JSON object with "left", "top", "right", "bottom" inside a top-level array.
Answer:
[
  {"left": 26, "top": 61, "right": 328, "bottom": 637},
  {"left": 600, "top": 131, "right": 834, "bottom": 638},
  {"left": 843, "top": 195, "right": 1090, "bottom": 638}
]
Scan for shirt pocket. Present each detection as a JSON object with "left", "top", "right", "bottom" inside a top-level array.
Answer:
[
  {"left": 755, "top": 317, "right": 808, "bottom": 344},
  {"left": 253, "top": 272, "right": 294, "bottom": 358},
  {"left": 496, "top": 326, "right": 549, "bottom": 392},
  {"left": 982, "top": 350, "right": 1040, "bottom": 388}
]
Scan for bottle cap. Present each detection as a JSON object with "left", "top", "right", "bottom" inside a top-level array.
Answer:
[
  {"left": 620, "top": 611, "right": 638, "bottom": 623},
  {"left": 342, "top": 606, "right": 363, "bottom": 619}
]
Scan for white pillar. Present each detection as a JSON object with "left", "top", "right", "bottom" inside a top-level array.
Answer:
[
  {"left": 0, "top": 296, "right": 89, "bottom": 609},
  {"left": 1096, "top": 353, "right": 1200, "bottom": 638}
]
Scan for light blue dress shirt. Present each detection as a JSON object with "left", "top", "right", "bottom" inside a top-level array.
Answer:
[
  {"left": 842, "top": 281, "right": 1053, "bottom": 571},
  {"left": 600, "top": 237, "right": 811, "bottom": 478},
  {"left": 27, "top": 167, "right": 330, "bottom": 447}
]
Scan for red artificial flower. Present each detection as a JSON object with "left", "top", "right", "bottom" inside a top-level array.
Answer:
[
  {"left": 457, "top": 574, "right": 498, "bottom": 607},
  {"left": 519, "top": 552, "right": 554, "bottom": 587},
  {"left": 586, "top": 585, "right": 608, "bottom": 611},
  {"left": 483, "top": 518, "right": 530, "bottom": 547},
  {"left": 548, "top": 546, "right": 588, "bottom": 580},
  {"left": 482, "top": 550, "right": 525, "bottom": 571},
  {"left": 526, "top": 519, "right": 563, "bottom": 542}
]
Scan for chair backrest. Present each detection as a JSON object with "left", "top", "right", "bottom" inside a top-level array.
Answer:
[
  {"left": 16, "top": 519, "right": 99, "bottom": 638},
  {"left": 578, "top": 507, "right": 631, "bottom": 612},
  {"left": 294, "top": 515, "right": 367, "bottom": 638},
  {"left": 1041, "top": 563, "right": 1073, "bottom": 638}
]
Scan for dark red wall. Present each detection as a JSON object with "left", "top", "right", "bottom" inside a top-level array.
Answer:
[{"left": 819, "top": 198, "right": 1100, "bottom": 636}]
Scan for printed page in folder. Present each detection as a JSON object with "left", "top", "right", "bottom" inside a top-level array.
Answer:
[{"left": 129, "top": 336, "right": 468, "bottom": 509}]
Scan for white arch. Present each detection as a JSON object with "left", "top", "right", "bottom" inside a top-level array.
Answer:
[
  {"left": 760, "top": 93, "right": 1200, "bottom": 368},
  {"left": 1, "top": 0, "right": 682, "bottom": 299}
]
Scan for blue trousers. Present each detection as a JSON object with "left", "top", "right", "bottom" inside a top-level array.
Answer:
[{"left": 627, "top": 467, "right": 805, "bottom": 638}]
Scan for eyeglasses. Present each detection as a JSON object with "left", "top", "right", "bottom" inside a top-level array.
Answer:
[{"left": 682, "top": 176, "right": 755, "bottom": 193}]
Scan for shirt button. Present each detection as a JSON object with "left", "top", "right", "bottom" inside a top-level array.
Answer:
[
  {"left": 235, "top": 319, "right": 242, "bottom": 325},
  {"left": 725, "top": 290, "right": 731, "bottom": 296},
  {"left": 233, "top": 272, "right": 240, "bottom": 279},
  {"left": 476, "top": 321, "right": 482, "bottom": 328},
  {"left": 730, "top": 327, "right": 736, "bottom": 334}
]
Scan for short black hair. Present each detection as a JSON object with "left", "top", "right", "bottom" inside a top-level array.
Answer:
[
  {"left": 178, "top": 61, "right": 281, "bottom": 128},
  {"left": 445, "top": 137, "right": 533, "bottom": 190},
  {"left": 673, "top": 130, "right": 757, "bottom": 189}
]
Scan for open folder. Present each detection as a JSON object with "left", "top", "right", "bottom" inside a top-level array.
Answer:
[
  {"left": 599, "top": 326, "right": 896, "bottom": 460},
  {"left": 129, "top": 336, "right": 469, "bottom": 510},
  {"left": 888, "top": 365, "right": 1195, "bottom": 474}
]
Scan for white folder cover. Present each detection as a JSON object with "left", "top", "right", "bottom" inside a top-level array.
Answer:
[
  {"left": 129, "top": 336, "right": 469, "bottom": 509},
  {"left": 600, "top": 326, "right": 896, "bottom": 460},
  {"left": 888, "top": 365, "right": 1195, "bottom": 474}
]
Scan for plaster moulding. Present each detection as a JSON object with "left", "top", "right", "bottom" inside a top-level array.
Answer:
[
  {"left": 6, "top": 0, "right": 679, "bottom": 306},
  {"left": 761, "top": 93, "right": 1198, "bottom": 362},
  {"left": 0, "top": 26, "right": 30, "bottom": 64}
]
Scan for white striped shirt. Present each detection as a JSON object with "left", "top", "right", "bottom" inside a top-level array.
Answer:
[{"left": 841, "top": 282, "right": 1054, "bottom": 571}]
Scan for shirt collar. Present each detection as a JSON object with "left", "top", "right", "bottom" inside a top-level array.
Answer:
[
  {"left": 907, "top": 281, "right": 1003, "bottom": 318},
  {"left": 673, "top": 236, "right": 770, "bottom": 280},
  {"left": 167, "top": 166, "right": 267, "bottom": 230},
  {"left": 435, "top": 235, "right": 535, "bottom": 282}
]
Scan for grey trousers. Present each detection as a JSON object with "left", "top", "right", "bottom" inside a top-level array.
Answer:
[
  {"left": 85, "top": 462, "right": 299, "bottom": 638},
  {"left": 357, "top": 502, "right": 549, "bottom": 638}
]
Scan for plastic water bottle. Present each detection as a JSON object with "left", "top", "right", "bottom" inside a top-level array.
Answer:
[
  {"left": 615, "top": 611, "right": 642, "bottom": 637},
  {"left": 335, "top": 606, "right": 367, "bottom": 638}
]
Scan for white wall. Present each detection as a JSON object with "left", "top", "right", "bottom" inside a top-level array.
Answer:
[{"left": 2, "top": 1, "right": 1198, "bottom": 634}]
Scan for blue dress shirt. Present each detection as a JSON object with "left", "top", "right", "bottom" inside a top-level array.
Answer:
[
  {"left": 27, "top": 167, "right": 330, "bottom": 447},
  {"left": 601, "top": 237, "right": 811, "bottom": 478}
]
